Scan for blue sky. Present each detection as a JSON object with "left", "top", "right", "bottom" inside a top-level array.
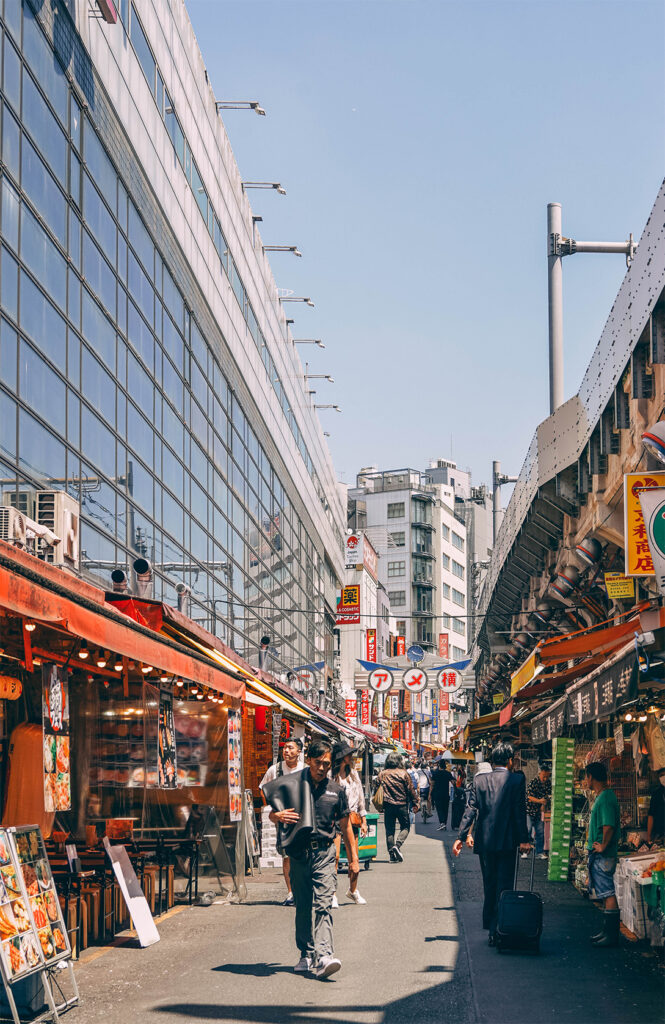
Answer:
[{"left": 186, "top": 0, "right": 664, "bottom": 491}]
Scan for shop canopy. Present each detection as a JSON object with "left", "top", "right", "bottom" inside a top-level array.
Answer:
[
  {"left": 463, "top": 711, "right": 500, "bottom": 743},
  {"left": 0, "top": 542, "right": 245, "bottom": 698},
  {"left": 244, "top": 677, "right": 310, "bottom": 721},
  {"left": 537, "top": 607, "right": 652, "bottom": 666}
]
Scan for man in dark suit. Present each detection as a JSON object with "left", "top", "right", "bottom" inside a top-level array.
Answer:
[{"left": 452, "top": 740, "right": 530, "bottom": 945}]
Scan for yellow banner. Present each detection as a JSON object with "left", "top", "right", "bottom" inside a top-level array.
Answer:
[
  {"left": 510, "top": 649, "right": 539, "bottom": 696},
  {"left": 603, "top": 572, "right": 635, "bottom": 599},
  {"left": 624, "top": 473, "right": 665, "bottom": 575}
]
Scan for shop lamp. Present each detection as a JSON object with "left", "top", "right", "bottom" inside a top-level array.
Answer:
[
  {"left": 24, "top": 621, "right": 36, "bottom": 632},
  {"left": 641, "top": 421, "right": 665, "bottom": 465},
  {"left": 96, "top": 651, "right": 109, "bottom": 668},
  {"left": 196, "top": 692, "right": 204, "bottom": 701},
  {"left": 576, "top": 537, "right": 602, "bottom": 567},
  {"left": 638, "top": 713, "right": 647, "bottom": 723},
  {"left": 141, "top": 664, "right": 153, "bottom": 674},
  {"left": 160, "top": 672, "right": 168, "bottom": 683},
  {"left": 624, "top": 712, "right": 633, "bottom": 722},
  {"left": 79, "top": 641, "right": 89, "bottom": 660},
  {"left": 176, "top": 678, "right": 184, "bottom": 688},
  {"left": 114, "top": 657, "right": 123, "bottom": 672}
]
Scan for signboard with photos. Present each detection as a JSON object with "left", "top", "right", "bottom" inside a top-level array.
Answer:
[
  {"left": 42, "top": 664, "right": 71, "bottom": 812},
  {"left": 227, "top": 710, "right": 243, "bottom": 822},
  {"left": 0, "top": 826, "right": 70, "bottom": 985}
]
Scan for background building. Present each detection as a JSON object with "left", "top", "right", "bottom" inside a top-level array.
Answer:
[{"left": 0, "top": 0, "right": 345, "bottom": 681}]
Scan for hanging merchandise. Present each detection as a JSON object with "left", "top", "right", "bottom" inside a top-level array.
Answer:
[
  {"left": 643, "top": 713, "right": 665, "bottom": 771},
  {"left": 41, "top": 665, "right": 70, "bottom": 813},
  {"left": 227, "top": 709, "right": 243, "bottom": 822},
  {"left": 157, "top": 689, "right": 177, "bottom": 789}
]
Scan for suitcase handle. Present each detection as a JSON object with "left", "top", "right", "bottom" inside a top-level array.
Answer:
[{"left": 514, "top": 845, "right": 536, "bottom": 891}]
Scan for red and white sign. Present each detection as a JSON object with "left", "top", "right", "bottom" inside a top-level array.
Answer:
[
  {"left": 297, "top": 670, "right": 314, "bottom": 690},
  {"left": 366, "top": 629, "right": 377, "bottom": 663},
  {"left": 344, "top": 698, "right": 357, "bottom": 723},
  {"left": 440, "top": 693, "right": 449, "bottom": 712},
  {"left": 336, "top": 585, "right": 360, "bottom": 625},
  {"left": 437, "top": 669, "right": 462, "bottom": 693},
  {"left": 403, "top": 668, "right": 428, "bottom": 693},
  {"left": 361, "top": 698, "right": 370, "bottom": 726},
  {"left": 345, "top": 532, "right": 378, "bottom": 582},
  {"left": 438, "top": 633, "right": 449, "bottom": 659},
  {"left": 368, "top": 668, "right": 393, "bottom": 692},
  {"left": 396, "top": 636, "right": 406, "bottom": 657}
]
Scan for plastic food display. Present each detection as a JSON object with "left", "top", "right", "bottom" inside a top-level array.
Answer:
[{"left": 0, "top": 827, "right": 71, "bottom": 985}]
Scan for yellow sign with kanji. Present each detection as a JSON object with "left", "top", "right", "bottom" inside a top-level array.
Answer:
[
  {"left": 336, "top": 585, "right": 360, "bottom": 625},
  {"left": 603, "top": 572, "right": 635, "bottom": 599},
  {"left": 624, "top": 473, "right": 665, "bottom": 575}
]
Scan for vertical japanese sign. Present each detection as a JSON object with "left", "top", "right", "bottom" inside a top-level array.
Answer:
[
  {"left": 227, "top": 709, "right": 242, "bottom": 822},
  {"left": 440, "top": 693, "right": 449, "bottom": 712},
  {"left": 42, "top": 665, "right": 70, "bottom": 812},
  {"left": 624, "top": 473, "right": 665, "bottom": 575},
  {"left": 158, "top": 690, "right": 177, "bottom": 788},
  {"left": 361, "top": 690, "right": 370, "bottom": 726},
  {"left": 272, "top": 709, "right": 283, "bottom": 762},
  {"left": 638, "top": 487, "right": 665, "bottom": 596},
  {"left": 336, "top": 585, "right": 360, "bottom": 625},
  {"left": 344, "top": 698, "right": 358, "bottom": 724},
  {"left": 438, "top": 633, "right": 449, "bottom": 659},
  {"left": 366, "top": 629, "right": 377, "bottom": 663},
  {"left": 396, "top": 636, "right": 406, "bottom": 656},
  {"left": 431, "top": 693, "right": 438, "bottom": 735}
]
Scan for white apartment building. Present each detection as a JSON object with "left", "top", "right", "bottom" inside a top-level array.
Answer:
[{"left": 348, "top": 468, "right": 468, "bottom": 661}]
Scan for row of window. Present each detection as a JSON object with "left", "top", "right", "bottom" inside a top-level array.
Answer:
[
  {"left": 387, "top": 502, "right": 404, "bottom": 519},
  {"left": 452, "top": 559, "right": 465, "bottom": 579}
]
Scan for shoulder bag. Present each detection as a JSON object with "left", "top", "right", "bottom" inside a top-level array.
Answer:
[{"left": 372, "top": 771, "right": 385, "bottom": 812}]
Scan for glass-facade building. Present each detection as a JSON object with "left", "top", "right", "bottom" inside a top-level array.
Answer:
[{"left": 0, "top": 0, "right": 345, "bottom": 675}]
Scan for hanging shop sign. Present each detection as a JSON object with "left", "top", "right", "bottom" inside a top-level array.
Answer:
[
  {"left": 638, "top": 486, "right": 665, "bottom": 597},
  {"left": 614, "top": 723, "right": 624, "bottom": 755},
  {"left": 336, "top": 585, "right": 360, "bottom": 626},
  {"left": 157, "top": 690, "right": 177, "bottom": 789},
  {"left": 0, "top": 826, "right": 72, "bottom": 987},
  {"left": 227, "top": 709, "right": 242, "bottom": 822},
  {"left": 566, "top": 649, "right": 636, "bottom": 726},
  {"left": 368, "top": 668, "right": 393, "bottom": 693},
  {"left": 361, "top": 689, "right": 370, "bottom": 726},
  {"left": 42, "top": 665, "right": 70, "bottom": 813},
  {"left": 402, "top": 668, "right": 428, "bottom": 693},
  {"left": 431, "top": 694, "right": 438, "bottom": 735},
  {"left": 390, "top": 693, "right": 400, "bottom": 718},
  {"left": 603, "top": 572, "right": 635, "bottom": 600},
  {"left": 438, "top": 633, "right": 449, "bottom": 659},
  {"left": 437, "top": 668, "right": 462, "bottom": 694},
  {"left": 0, "top": 677, "right": 21, "bottom": 701},
  {"left": 344, "top": 532, "right": 378, "bottom": 582},
  {"left": 366, "top": 629, "right": 377, "bottom": 663},
  {"left": 531, "top": 699, "right": 566, "bottom": 745},
  {"left": 510, "top": 650, "right": 540, "bottom": 696},
  {"left": 439, "top": 693, "right": 449, "bottom": 712},
  {"left": 624, "top": 473, "right": 665, "bottom": 576},
  {"left": 344, "top": 698, "right": 357, "bottom": 724},
  {"left": 396, "top": 636, "right": 406, "bottom": 656},
  {"left": 493, "top": 693, "right": 504, "bottom": 706}
]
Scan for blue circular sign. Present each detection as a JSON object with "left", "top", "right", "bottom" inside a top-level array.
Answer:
[{"left": 406, "top": 645, "right": 424, "bottom": 663}]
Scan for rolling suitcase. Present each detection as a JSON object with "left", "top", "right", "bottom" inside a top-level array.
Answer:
[{"left": 495, "top": 848, "right": 543, "bottom": 953}]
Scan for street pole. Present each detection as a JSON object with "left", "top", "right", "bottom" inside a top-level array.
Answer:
[
  {"left": 547, "top": 202, "right": 564, "bottom": 414},
  {"left": 492, "top": 460, "right": 502, "bottom": 543}
]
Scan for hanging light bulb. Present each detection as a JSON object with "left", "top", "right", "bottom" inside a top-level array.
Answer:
[
  {"left": 637, "top": 713, "right": 647, "bottom": 723},
  {"left": 79, "top": 640, "right": 89, "bottom": 660},
  {"left": 176, "top": 678, "right": 184, "bottom": 688},
  {"left": 196, "top": 692, "right": 204, "bottom": 701},
  {"left": 160, "top": 672, "right": 168, "bottom": 683},
  {"left": 24, "top": 621, "right": 36, "bottom": 633},
  {"left": 96, "top": 650, "right": 109, "bottom": 668},
  {"left": 624, "top": 712, "right": 633, "bottom": 722},
  {"left": 191, "top": 686, "right": 198, "bottom": 695},
  {"left": 141, "top": 664, "right": 153, "bottom": 674},
  {"left": 114, "top": 656, "right": 123, "bottom": 672}
]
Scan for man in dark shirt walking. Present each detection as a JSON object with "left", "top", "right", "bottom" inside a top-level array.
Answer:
[
  {"left": 266, "top": 738, "right": 357, "bottom": 979},
  {"left": 431, "top": 758, "right": 455, "bottom": 831}
]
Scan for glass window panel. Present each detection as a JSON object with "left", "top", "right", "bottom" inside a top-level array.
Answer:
[
  {"left": 3, "top": 0, "right": 21, "bottom": 42},
  {"left": 128, "top": 201, "right": 153, "bottom": 276},
  {"left": 190, "top": 319, "right": 207, "bottom": 368},
  {"left": 191, "top": 519, "right": 207, "bottom": 562},
  {"left": 79, "top": 523, "right": 116, "bottom": 587},
  {"left": 81, "top": 469, "right": 117, "bottom": 538},
  {"left": 162, "top": 355, "right": 182, "bottom": 415},
  {"left": 117, "top": 235, "right": 127, "bottom": 283},
  {"left": 82, "top": 288, "right": 115, "bottom": 370},
  {"left": 162, "top": 488, "right": 182, "bottom": 541},
  {"left": 67, "top": 330, "right": 80, "bottom": 389},
  {"left": 21, "top": 136, "right": 66, "bottom": 246},
  {"left": 1, "top": 247, "right": 18, "bottom": 320},
  {"left": 190, "top": 357, "right": 206, "bottom": 407},
  {"left": 213, "top": 217, "right": 228, "bottom": 274},
  {"left": 230, "top": 259, "right": 244, "bottom": 312},
  {"left": 67, "top": 269, "right": 81, "bottom": 329},
  {"left": 81, "top": 405, "right": 115, "bottom": 478},
  {"left": 162, "top": 311, "right": 184, "bottom": 371},
  {"left": 68, "top": 207, "right": 81, "bottom": 270},
  {"left": 127, "top": 300, "right": 154, "bottom": 371},
  {"left": 22, "top": 73, "right": 67, "bottom": 182},
  {"left": 82, "top": 346, "right": 116, "bottom": 427},
  {"left": 83, "top": 174, "right": 115, "bottom": 255},
  {"left": 21, "top": 205, "right": 67, "bottom": 310},
  {"left": 164, "top": 92, "right": 184, "bottom": 166},
  {"left": 116, "top": 336, "right": 127, "bottom": 389},
  {"left": 0, "top": 393, "right": 16, "bottom": 461},
  {"left": 67, "top": 390, "right": 80, "bottom": 449},
  {"left": 18, "top": 409, "right": 65, "bottom": 485},
  {"left": 23, "top": 5, "right": 68, "bottom": 125},
  {"left": 162, "top": 446, "right": 182, "bottom": 496},
  {"left": 190, "top": 399, "right": 206, "bottom": 449},
  {"left": 2, "top": 38, "right": 21, "bottom": 113},
  {"left": 127, "top": 455, "right": 152, "bottom": 518},
  {"left": 162, "top": 399, "right": 183, "bottom": 459},
  {"left": 70, "top": 149, "right": 82, "bottom": 207},
  {"left": 128, "top": 251, "right": 153, "bottom": 326},
  {"left": 117, "top": 388, "right": 126, "bottom": 436},
  {"left": 19, "top": 341, "right": 66, "bottom": 435},
  {"left": 162, "top": 267, "right": 183, "bottom": 331},
  {"left": 1, "top": 178, "right": 19, "bottom": 250},
  {"left": 156, "top": 68, "right": 164, "bottom": 118},
  {"left": 130, "top": 6, "right": 156, "bottom": 92},
  {"left": 83, "top": 230, "right": 115, "bottom": 316},
  {"left": 128, "top": 400, "right": 154, "bottom": 469},
  {"left": 0, "top": 317, "right": 18, "bottom": 389},
  {"left": 1, "top": 106, "right": 20, "bottom": 181},
  {"left": 83, "top": 122, "right": 116, "bottom": 206},
  {"left": 70, "top": 93, "right": 81, "bottom": 152},
  {"left": 127, "top": 350, "right": 153, "bottom": 417},
  {"left": 191, "top": 161, "right": 207, "bottom": 222}
]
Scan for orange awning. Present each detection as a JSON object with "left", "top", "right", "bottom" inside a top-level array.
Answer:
[
  {"left": 0, "top": 563, "right": 244, "bottom": 699},
  {"left": 538, "top": 610, "right": 649, "bottom": 666}
]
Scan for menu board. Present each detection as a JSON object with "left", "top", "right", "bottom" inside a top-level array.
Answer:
[
  {"left": 0, "top": 826, "right": 70, "bottom": 985},
  {"left": 158, "top": 690, "right": 177, "bottom": 789},
  {"left": 42, "top": 664, "right": 71, "bottom": 812},
  {"left": 227, "top": 710, "right": 242, "bottom": 822}
]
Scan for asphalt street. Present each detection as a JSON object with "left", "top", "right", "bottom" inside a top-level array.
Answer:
[{"left": 67, "top": 820, "right": 663, "bottom": 1024}]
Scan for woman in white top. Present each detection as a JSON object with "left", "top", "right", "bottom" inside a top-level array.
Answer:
[
  {"left": 333, "top": 742, "right": 368, "bottom": 906},
  {"left": 259, "top": 738, "right": 303, "bottom": 906}
]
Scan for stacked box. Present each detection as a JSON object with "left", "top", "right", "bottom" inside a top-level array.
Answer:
[{"left": 548, "top": 738, "right": 575, "bottom": 882}]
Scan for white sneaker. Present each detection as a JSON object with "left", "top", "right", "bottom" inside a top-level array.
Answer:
[
  {"left": 331, "top": 892, "right": 338, "bottom": 908},
  {"left": 315, "top": 956, "right": 341, "bottom": 979},
  {"left": 520, "top": 852, "right": 529, "bottom": 859},
  {"left": 294, "top": 955, "right": 312, "bottom": 973},
  {"left": 537, "top": 853, "right": 548, "bottom": 860},
  {"left": 346, "top": 889, "right": 367, "bottom": 905},
  {"left": 391, "top": 845, "right": 404, "bottom": 862}
]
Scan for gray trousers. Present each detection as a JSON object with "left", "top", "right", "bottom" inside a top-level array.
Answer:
[{"left": 289, "top": 842, "right": 336, "bottom": 961}]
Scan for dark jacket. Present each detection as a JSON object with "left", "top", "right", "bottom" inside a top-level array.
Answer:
[
  {"left": 457, "top": 768, "right": 528, "bottom": 855},
  {"left": 377, "top": 768, "right": 418, "bottom": 807}
]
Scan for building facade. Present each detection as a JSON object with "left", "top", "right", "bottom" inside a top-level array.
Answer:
[{"left": 0, "top": 0, "right": 345, "bottom": 678}]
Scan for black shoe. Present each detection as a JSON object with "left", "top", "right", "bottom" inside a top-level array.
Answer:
[
  {"left": 594, "top": 910, "right": 620, "bottom": 948},
  {"left": 488, "top": 934, "right": 496, "bottom": 947},
  {"left": 388, "top": 847, "right": 397, "bottom": 862},
  {"left": 391, "top": 845, "right": 404, "bottom": 862}
]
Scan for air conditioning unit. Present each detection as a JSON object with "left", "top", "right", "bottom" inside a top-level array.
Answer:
[
  {"left": 35, "top": 492, "right": 80, "bottom": 567},
  {"left": 0, "top": 507, "right": 27, "bottom": 547},
  {"left": 2, "top": 491, "right": 36, "bottom": 518}
]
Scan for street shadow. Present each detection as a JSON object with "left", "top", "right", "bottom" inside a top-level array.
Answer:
[
  {"left": 424, "top": 934, "right": 459, "bottom": 942},
  {"left": 154, "top": 1005, "right": 382, "bottom": 1023},
  {"left": 212, "top": 963, "right": 294, "bottom": 977}
]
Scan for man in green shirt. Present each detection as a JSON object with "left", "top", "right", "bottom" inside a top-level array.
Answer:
[{"left": 585, "top": 761, "right": 621, "bottom": 948}]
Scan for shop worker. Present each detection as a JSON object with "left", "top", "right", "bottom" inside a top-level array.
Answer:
[
  {"left": 267, "top": 737, "right": 357, "bottom": 979},
  {"left": 646, "top": 766, "right": 665, "bottom": 845},
  {"left": 585, "top": 761, "right": 621, "bottom": 948},
  {"left": 523, "top": 764, "right": 551, "bottom": 860},
  {"left": 260, "top": 738, "right": 304, "bottom": 907}
]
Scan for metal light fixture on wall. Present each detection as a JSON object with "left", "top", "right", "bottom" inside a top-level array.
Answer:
[
  {"left": 576, "top": 536, "right": 603, "bottom": 567},
  {"left": 641, "top": 421, "right": 665, "bottom": 465},
  {"left": 550, "top": 564, "right": 580, "bottom": 599}
]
